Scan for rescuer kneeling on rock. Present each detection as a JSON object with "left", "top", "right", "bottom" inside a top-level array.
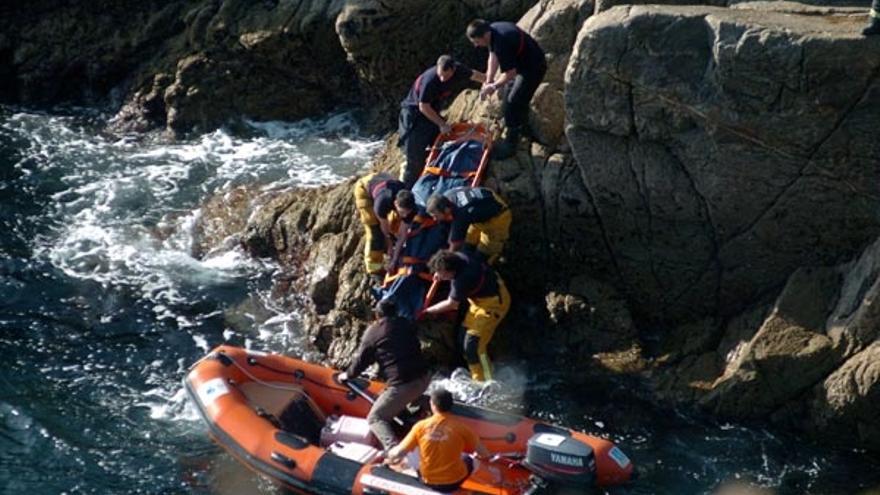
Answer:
[
  {"left": 424, "top": 250, "right": 510, "bottom": 381},
  {"left": 353, "top": 172, "right": 405, "bottom": 281},
  {"left": 426, "top": 186, "right": 511, "bottom": 265}
]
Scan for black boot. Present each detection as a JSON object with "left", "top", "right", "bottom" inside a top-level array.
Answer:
[
  {"left": 864, "top": 15, "right": 880, "bottom": 35},
  {"left": 492, "top": 126, "right": 520, "bottom": 160}
]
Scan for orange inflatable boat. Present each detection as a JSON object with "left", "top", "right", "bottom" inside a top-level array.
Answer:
[{"left": 184, "top": 346, "right": 635, "bottom": 494}]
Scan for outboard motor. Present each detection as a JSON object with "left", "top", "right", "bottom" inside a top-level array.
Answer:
[{"left": 522, "top": 433, "right": 596, "bottom": 493}]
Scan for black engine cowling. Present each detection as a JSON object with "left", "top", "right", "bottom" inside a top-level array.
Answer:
[{"left": 522, "top": 433, "right": 596, "bottom": 488}]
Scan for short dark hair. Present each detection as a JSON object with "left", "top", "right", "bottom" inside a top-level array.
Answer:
[
  {"left": 430, "top": 388, "right": 454, "bottom": 412},
  {"left": 428, "top": 250, "right": 465, "bottom": 274},
  {"left": 436, "top": 55, "right": 455, "bottom": 72},
  {"left": 466, "top": 19, "right": 490, "bottom": 39},
  {"left": 425, "top": 193, "right": 451, "bottom": 216},
  {"left": 396, "top": 189, "right": 416, "bottom": 211},
  {"left": 375, "top": 299, "right": 396, "bottom": 318}
]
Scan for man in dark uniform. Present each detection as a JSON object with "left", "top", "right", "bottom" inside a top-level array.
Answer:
[
  {"left": 398, "top": 55, "right": 485, "bottom": 188},
  {"left": 338, "top": 299, "right": 431, "bottom": 451},
  {"left": 424, "top": 250, "right": 510, "bottom": 381},
  {"left": 353, "top": 172, "right": 406, "bottom": 280},
  {"left": 866, "top": 0, "right": 880, "bottom": 35},
  {"left": 426, "top": 187, "right": 511, "bottom": 264},
  {"left": 466, "top": 19, "right": 547, "bottom": 159}
]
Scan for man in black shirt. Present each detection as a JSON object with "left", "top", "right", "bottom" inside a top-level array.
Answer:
[
  {"left": 866, "top": 0, "right": 880, "bottom": 35},
  {"left": 426, "top": 187, "right": 511, "bottom": 264},
  {"left": 424, "top": 250, "right": 510, "bottom": 381},
  {"left": 466, "top": 19, "right": 547, "bottom": 159},
  {"left": 398, "top": 55, "right": 485, "bottom": 188},
  {"left": 338, "top": 299, "right": 430, "bottom": 451}
]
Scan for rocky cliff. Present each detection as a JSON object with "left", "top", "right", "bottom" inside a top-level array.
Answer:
[{"left": 1, "top": 0, "right": 531, "bottom": 135}]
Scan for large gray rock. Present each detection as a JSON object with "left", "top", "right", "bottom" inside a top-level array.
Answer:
[
  {"left": 565, "top": 4, "right": 880, "bottom": 324},
  {"left": 809, "top": 342, "right": 880, "bottom": 449},
  {"left": 701, "top": 266, "right": 841, "bottom": 417},
  {"left": 3, "top": 0, "right": 355, "bottom": 135},
  {"left": 805, "top": 237, "right": 880, "bottom": 450},
  {"left": 137, "top": 0, "right": 355, "bottom": 135},
  {"left": 657, "top": 237, "right": 880, "bottom": 451}
]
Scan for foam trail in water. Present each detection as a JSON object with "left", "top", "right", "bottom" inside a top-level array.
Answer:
[{"left": 429, "top": 363, "right": 530, "bottom": 414}]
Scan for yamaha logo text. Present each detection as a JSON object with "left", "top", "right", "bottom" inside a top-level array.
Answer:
[{"left": 550, "top": 452, "right": 584, "bottom": 467}]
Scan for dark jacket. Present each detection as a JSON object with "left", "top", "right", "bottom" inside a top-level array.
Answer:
[{"left": 346, "top": 316, "right": 428, "bottom": 386}]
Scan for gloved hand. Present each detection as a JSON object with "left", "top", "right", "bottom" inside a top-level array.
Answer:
[{"left": 338, "top": 372, "right": 349, "bottom": 383}]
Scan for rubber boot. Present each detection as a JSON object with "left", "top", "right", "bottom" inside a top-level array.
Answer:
[
  {"left": 468, "top": 363, "right": 485, "bottom": 382},
  {"left": 864, "top": 16, "right": 880, "bottom": 35},
  {"left": 492, "top": 126, "right": 520, "bottom": 160},
  {"left": 479, "top": 353, "right": 493, "bottom": 381}
]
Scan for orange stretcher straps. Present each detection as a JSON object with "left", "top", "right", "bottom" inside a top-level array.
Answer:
[{"left": 422, "top": 166, "right": 478, "bottom": 178}]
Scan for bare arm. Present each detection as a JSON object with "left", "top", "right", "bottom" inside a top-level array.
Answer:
[
  {"left": 492, "top": 68, "right": 518, "bottom": 88},
  {"left": 471, "top": 70, "right": 486, "bottom": 84},
  {"left": 481, "top": 68, "right": 517, "bottom": 99},
  {"left": 485, "top": 52, "right": 499, "bottom": 85},
  {"left": 387, "top": 427, "right": 418, "bottom": 462},
  {"left": 424, "top": 296, "right": 460, "bottom": 315},
  {"left": 474, "top": 440, "right": 491, "bottom": 459},
  {"left": 418, "top": 102, "right": 449, "bottom": 132}
]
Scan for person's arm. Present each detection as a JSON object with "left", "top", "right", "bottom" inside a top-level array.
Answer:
[
  {"left": 474, "top": 440, "right": 490, "bottom": 459},
  {"left": 424, "top": 296, "right": 460, "bottom": 315},
  {"left": 462, "top": 425, "right": 490, "bottom": 459},
  {"left": 471, "top": 70, "right": 486, "bottom": 84},
  {"left": 387, "top": 424, "right": 419, "bottom": 461},
  {"left": 447, "top": 217, "right": 469, "bottom": 251},
  {"left": 485, "top": 51, "right": 499, "bottom": 86},
  {"left": 345, "top": 326, "right": 376, "bottom": 378},
  {"left": 481, "top": 68, "right": 517, "bottom": 98},
  {"left": 418, "top": 102, "right": 451, "bottom": 134}
]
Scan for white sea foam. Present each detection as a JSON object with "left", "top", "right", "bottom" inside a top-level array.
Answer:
[{"left": 3, "top": 109, "right": 378, "bottom": 438}]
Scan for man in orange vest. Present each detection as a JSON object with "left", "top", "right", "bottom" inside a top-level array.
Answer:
[{"left": 386, "top": 388, "right": 490, "bottom": 492}]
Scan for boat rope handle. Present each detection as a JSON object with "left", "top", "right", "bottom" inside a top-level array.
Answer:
[{"left": 216, "top": 351, "right": 350, "bottom": 394}]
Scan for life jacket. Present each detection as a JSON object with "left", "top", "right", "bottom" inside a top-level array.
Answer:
[
  {"left": 445, "top": 187, "right": 505, "bottom": 210},
  {"left": 367, "top": 173, "right": 397, "bottom": 199}
]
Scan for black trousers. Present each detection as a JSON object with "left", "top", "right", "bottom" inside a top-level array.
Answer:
[
  {"left": 503, "top": 63, "right": 547, "bottom": 129},
  {"left": 398, "top": 106, "right": 439, "bottom": 188}
]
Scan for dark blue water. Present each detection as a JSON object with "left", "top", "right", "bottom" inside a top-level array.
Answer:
[{"left": 1, "top": 107, "right": 878, "bottom": 495}]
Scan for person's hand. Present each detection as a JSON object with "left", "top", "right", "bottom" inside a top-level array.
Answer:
[
  {"left": 479, "top": 82, "right": 497, "bottom": 100},
  {"left": 439, "top": 123, "right": 452, "bottom": 134},
  {"left": 338, "top": 372, "right": 349, "bottom": 383},
  {"left": 385, "top": 446, "right": 403, "bottom": 464}
]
